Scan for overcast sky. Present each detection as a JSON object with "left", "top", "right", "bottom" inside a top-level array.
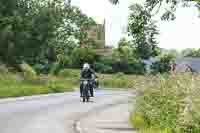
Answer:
[{"left": 71, "top": 0, "right": 200, "bottom": 50}]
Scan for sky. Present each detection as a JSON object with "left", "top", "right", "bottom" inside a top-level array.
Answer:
[{"left": 71, "top": 0, "right": 200, "bottom": 50}]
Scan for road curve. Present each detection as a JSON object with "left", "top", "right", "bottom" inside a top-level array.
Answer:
[{"left": 0, "top": 90, "right": 134, "bottom": 133}]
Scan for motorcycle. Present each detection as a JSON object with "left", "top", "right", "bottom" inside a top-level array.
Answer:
[{"left": 80, "top": 79, "right": 92, "bottom": 102}]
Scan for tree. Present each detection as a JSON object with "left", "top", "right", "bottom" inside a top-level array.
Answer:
[
  {"left": 128, "top": 4, "right": 160, "bottom": 60},
  {"left": 111, "top": 38, "right": 146, "bottom": 74},
  {"left": 109, "top": 0, "right": 200, "bottom": 20},
  {"left": 112, "top": 37, "right": 134, "bottom": 63},
  {"left": 51, "top": 6, "right": 96, "bottom": 61},
  {"left": 181, "top": 48, "right": 200, "bottom": 57},
  {"left": 151, "top": 53, "right": 175, "bottom": 73},
  {"left": 71, "top": 47, "right": 99, "bottom": 68},
  {"left": 0, "top": 0, "right": 65, "bottom": 65},
  {"left": 0, "top": 0, "right": 96, "bottom": 72}
]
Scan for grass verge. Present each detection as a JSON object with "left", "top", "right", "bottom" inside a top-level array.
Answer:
[
  {"left": 129, "top": 73, "right": 200, "bottom": 133},
  {"left": 0, "top": 73, "right": 75, "bottom": 98}
]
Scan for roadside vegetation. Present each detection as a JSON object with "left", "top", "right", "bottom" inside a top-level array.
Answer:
[
  {"left": 129, "top": 73, "right": 200, "bottom": 133},
  {"left": 0, "top": 65, "right": 75, "bottom": 98},
  {"left": 0, "top": 65, "right": 140, "bottom": 98},
  {"left": 1, "top": 0, "right": 200, "bottom": 132}
]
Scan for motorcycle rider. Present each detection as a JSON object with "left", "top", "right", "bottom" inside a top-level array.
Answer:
[{"left": 80, "top": 63, "right": 96, "bottom": 97}]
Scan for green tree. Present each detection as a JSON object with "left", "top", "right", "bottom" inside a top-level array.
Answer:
[
  {"left": 128, "top": 4, "right": 160, "bottom": 60},
  {"left": 0, "top": 0, "right": 96, "bottom": 73},
  {"left": 51, "top": 6, "right": 96, "bottom": 64},
  {"left": 0, "top": 0, "right": 65, "bottom": 65},
  {"left": 71, "top": 47, "right": 99, "bottom": 68},
  {"left": 109, "top": 0, "right": 200, "bottom": 20},
  {"left": 151, "top": 53, "right": 175, "bottom": 73},
  {"left": 112, "top": 37, "right": 134, "bottom": 63},
  {"left": 111, "top": 38, "right": 146, "bottom": 74},
  {"left": 181, "top": 48, "right": 200, "bottom": 57}
]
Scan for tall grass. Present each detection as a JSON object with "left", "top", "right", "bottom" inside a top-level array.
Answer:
[{"left": 129, "top": 73, "right": 200, "bottom": 133}]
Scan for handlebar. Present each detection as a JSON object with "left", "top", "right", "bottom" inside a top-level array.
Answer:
[{"left": 80, "top": 78, "right": 93, "bottom": 81}]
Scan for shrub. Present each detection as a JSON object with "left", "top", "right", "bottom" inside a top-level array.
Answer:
[
  {"left": 129, "top": 112, "right": 147, "bottom": 129},
  {"left": 94, "top": 62, "right": 114, "bottom": 74},
  {"left": 47, "top": 76, "right": 74, "bottom": 93},
  {"left": 71, "top": 48, "right": 98, "bottom": 68},
  {"left": 99, "top": 73, "right": 134, "bottom": 88},
  {"left": 50, "top": 62, "right": 61, "bottom": 75},
  {"left": 33, "top": 63, "right": 52, "bottom": 74},
  {"left": 57, "top": 55, "right": 71, "bottom": 68},
  {"left": 111, "top": 61, "right": 146, "bottom": 74},
  {"left": 151, "top": 54, "right": 175, "bottom": 74},
  {"left": 114, "top": 72, "right": 125, "bottom": 78},
  {"left": 126, "top": 61, "right": 146, "bottom": 74},
  {"left": 99, "top": 56, "right": 113, "bottom": 66},
  {"left": 58, "top": 69, "right": 80, "bottom": 78},
  {"left": 0, "top": 64, "right": 9, "bottom": 74},
  {"left": 19, "top": 63, "right": 37, "bottom": 80},
  {"left": 130, "top": 73, "right": 200, "bottom": 132}
]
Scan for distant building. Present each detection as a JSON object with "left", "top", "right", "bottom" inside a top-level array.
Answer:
[{"left": 86, "top": 20, "right": 105, "bottom": 49}]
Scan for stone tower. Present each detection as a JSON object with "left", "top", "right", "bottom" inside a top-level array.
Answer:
[{"left": 86, "top": 19, "right": 106, "bottom": 49}]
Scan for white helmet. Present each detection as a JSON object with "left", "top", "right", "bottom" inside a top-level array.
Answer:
[{"left": 83, "top": 63, "right": 90, "bottom": 70}]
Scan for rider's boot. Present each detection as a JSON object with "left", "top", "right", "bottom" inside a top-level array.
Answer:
[
  {"left": 90, "top": 87, "right": 94, "bottom": 97},
  {"left": 80, "top": 84, "right": 83, "bottom": 97}
]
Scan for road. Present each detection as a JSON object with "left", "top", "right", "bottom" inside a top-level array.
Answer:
[{"left": 0, "top": 90, "right": 135, "bottom": 133}]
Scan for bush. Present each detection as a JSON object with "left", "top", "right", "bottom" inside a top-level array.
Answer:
[
  {"left": 50, "top": 62, "right": 61, "bottom": 75},
  {"left": 57, "top": 55, "right": 71, "bottom": 68},
  {"left": 126, "top": 61, "right": 146, "bottom": 74},
  {"left": 47, "top": 77, "right": 74, "bottom": 93},
  {"left": 58, "top": 69, "right": 80, "bottom": 78},
  {"left": 19, "top": 63, "right": 37, "bottom": 80},
  {"left": 94, "top": 55, "right": 146, "bottom": 74},
  {"left": 99, "top": 56, "right": 113, "bottom": 66},
  {"left": 0, "top": 64, "right": 9, "bottom": 74},
  {"left": 130, "top": 73, "right": 200, "bottom": 132},
  {"left": 71, "top": 48, "right": 99, "bottom": 68},
  {"left": 114, "top": 72, "right": 125, "bottom": 78},
  {"left": 94, "top": 62, "right": 114, "bottom": 74},
  {"left": 151, "top": 54, "right": 175, "bottom": 74},
  {"left": 129, "top": 112, "right": 147, "bottom": 130},
  {"left": 111, "top": 61, "right": 146, "bottom": 74},
  {"left": 99, "top": 73, "right": 134, "bottom": 88},
  {"left": 33, "top": 63, "right": 52, "bottom": 74}
]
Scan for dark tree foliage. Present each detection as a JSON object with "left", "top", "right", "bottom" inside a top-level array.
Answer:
[
  {"left": 109, "top": 0, "right": 200, "bottom": 20},
  {"left": 128, "top": 4, "right": 160, "bottom": 60},
  {"left": 0, "top": 0, "right": 96, "bottom": 70}
]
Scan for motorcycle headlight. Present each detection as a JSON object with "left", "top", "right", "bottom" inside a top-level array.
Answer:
[{"left": 83, "top": 81, "right": 88, "bottom": 85}]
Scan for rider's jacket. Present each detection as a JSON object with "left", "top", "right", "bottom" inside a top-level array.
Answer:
[{"left": 80, "top": 68, "right": 95, "bottom": 79}]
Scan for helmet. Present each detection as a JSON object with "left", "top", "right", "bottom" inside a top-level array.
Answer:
[{"left": 83, "top": 63, "right": 90, "bottom": 70}]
